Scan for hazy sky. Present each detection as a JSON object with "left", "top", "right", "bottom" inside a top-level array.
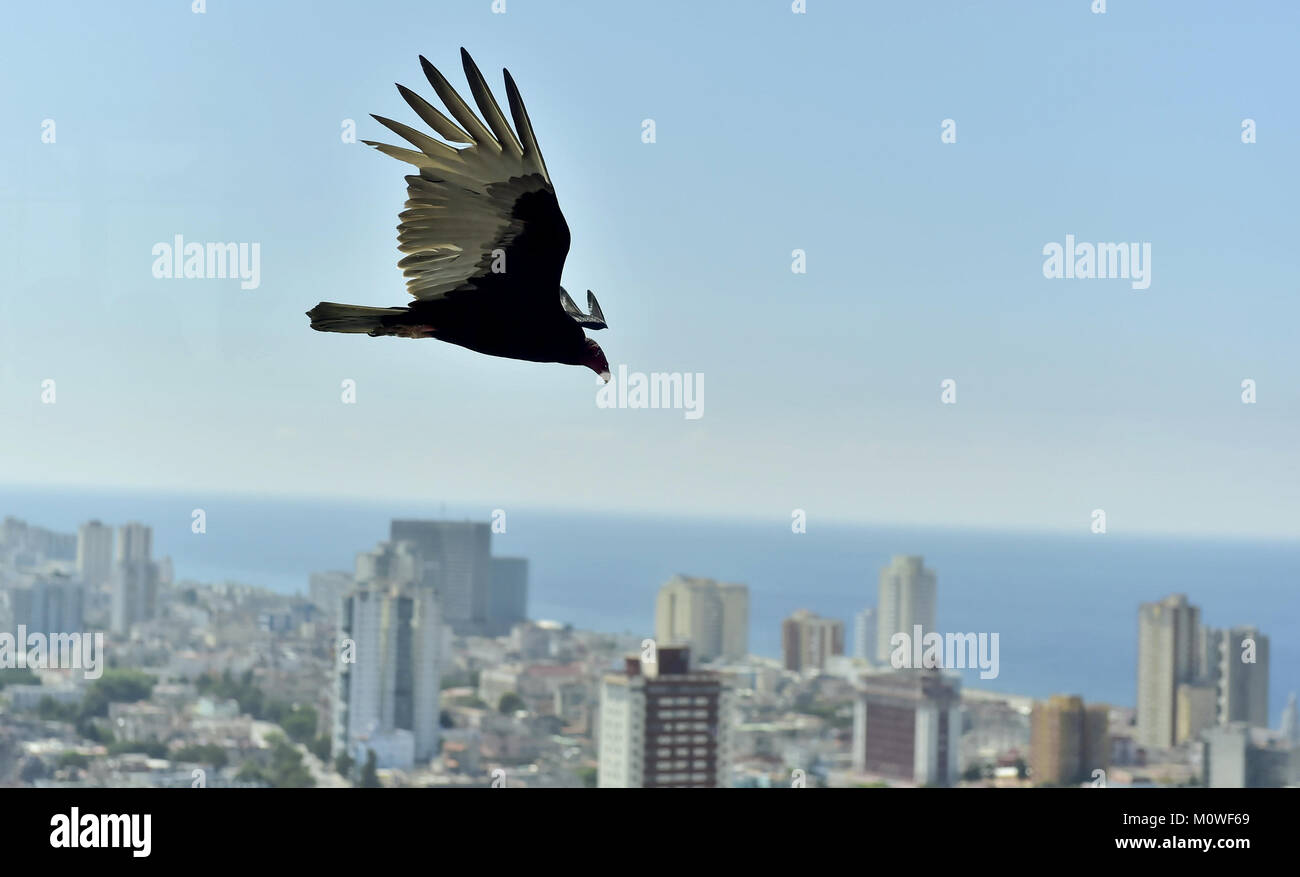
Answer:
[{"left": 1, "top": 1, "right": 1297, "bottom": 538}]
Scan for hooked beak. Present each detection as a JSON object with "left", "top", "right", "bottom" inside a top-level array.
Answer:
[{"left": 599, "top": 370, "right": 611, "bottom": 383}]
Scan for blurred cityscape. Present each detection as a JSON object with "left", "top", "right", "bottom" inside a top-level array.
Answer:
[{"left": 0, "top": 511, "right": 1295, "bottom": 789}]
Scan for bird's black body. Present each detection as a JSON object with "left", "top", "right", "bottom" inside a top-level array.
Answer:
[
  {"left": 306, "top": 49, "right": 611, "bottom": 379},
  {"left": 375, "top": 188, "right": 585, "bottom": 364}
]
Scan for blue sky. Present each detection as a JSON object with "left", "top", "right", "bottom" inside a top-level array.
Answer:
[{"left": 1, "top": 1, "right": 1297, "bottom": 537}]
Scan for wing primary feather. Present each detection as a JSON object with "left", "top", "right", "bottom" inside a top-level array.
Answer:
[
  {"left": 419, "top": 54, "right": 500, "bottom": 152},
  {"left": 370, "top": 115, "right": 462, "bottom": 161},
  {"left": 459, "top": 48, "right": 524, "bottom": 158},
  {"left": 396, "top": 84, "right": 473, "bottom": 144},
  {"left": 361, "top": 139, "right": 435, "bottom": 168},
  {"left": 503, "top": 68, "right": 550, "bottom": 183}
]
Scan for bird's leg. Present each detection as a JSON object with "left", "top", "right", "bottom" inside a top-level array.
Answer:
[{"left": 389, "top": 324, "right": 438, "bottom": 339}]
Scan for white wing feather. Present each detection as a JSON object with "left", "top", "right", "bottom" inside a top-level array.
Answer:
[{"left": 361, "top": 49, "right": 553, "bottom": 302}]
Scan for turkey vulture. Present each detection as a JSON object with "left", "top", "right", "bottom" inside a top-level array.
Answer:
[{"left": 307, "top": 49, "right": 611, "bottom": 381}]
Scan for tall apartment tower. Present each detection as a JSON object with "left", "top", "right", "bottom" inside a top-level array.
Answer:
[
  {"left": 356, "top": 540, "right": 430, "bottom": 590},
  {"left": 1217, "top": 626, "right": 1269, "bottom": 729},
  {"left": 717, "top": 582, "right": 749, "bottom": 661},
  {"left": 1029, "top": 695, "right": 1109, "bottom": 786},
  {"left": 309, "top": 571, "right": 355, "bottom": 624},
  {"left": 76, "top": 520, "right": 114, "bottom": 587},
  {"left": 1280, "top": 692, "right": 1299, "bottom": 746},
  {"left": 782, "top": 609, "right": 845, "bottom": 673},
  {"left": 1176, "top": 682, "right": 1218, "bottom": 744},
  {"left": 116, "top": 522, "right": 152, "bottom": 563},
  {"left": 654, "top": 575, "right": 749, "bottom": 664},
  {"left": 333, "top": 583, "right": 442, "bottom": 768},
  {"left": 389, "top": 520, "right": 490, "bottom": 635},
  {"left": 598, "top": 646, "right": 734, "bottom": 788},
  {"left": 1136, "top": 594, "right": 1202, "bottom": 749},
  {"left": 854, "top": 607, "right": 877, "bottom": 662},
  {"left": 851, "top": 669, "right": 961, "bottom": 786},
  {"left": 486, "top": 557, "right": 528, "bottom": 637},
  {"left": 27, "top": 574, "right": 85, "bottom": 637},
  {"left": 876, "top": 556, "right": 937, "bottom": 665},
  {"left": 111, "top": 522, "right": 159, "bottom": 635}
]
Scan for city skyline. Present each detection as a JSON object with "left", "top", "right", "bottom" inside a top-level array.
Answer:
[
  {"left": 5, "top": 505, "right": 1291, "bottom": 719},
  {"left": 3, "top": 501, "right": 1297, "bottom": 790},
  {"left": 3, "top": 2, "right": 1300, "bottom": 538}
]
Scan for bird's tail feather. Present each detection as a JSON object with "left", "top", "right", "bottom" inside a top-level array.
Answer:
[{"left": 307, "top": 302, "right": 406, "bottom": 334}]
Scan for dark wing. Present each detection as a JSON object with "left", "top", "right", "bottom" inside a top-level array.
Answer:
[
  {"left": 362, "top": 49, "right": 569, "bottom": 310},
  {"left": 560, "top": 288, "right": 608, "bottom": 330}
]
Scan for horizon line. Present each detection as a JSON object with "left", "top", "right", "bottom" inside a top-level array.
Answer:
[{"left": 2, "top": 480, "right": 1297, "bottom": 547}]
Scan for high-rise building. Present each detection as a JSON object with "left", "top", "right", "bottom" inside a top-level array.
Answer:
[
  {"left": 76, "top": 520, "right": 114, "bottom": 587},
  {"left": 25, "top": 573, "right": 85, "bottom": 636},
  {"left": 1029, "top": 694, "right": 1109, "bottom": 786},
  {"left": 1201, "top": 724, "right": 1250, "bottom": 788},
  {"left": 309, "top": 571, "right": 355, "bottom": 623},
  {"left": 1281, "top": 692, "right": 1299, "bottom": 746},
  {"left": 854, "top": 607, "right": 876, "bottom": 662},
  {"left": 717, "top": 582, "right": 749, "bottom": 662},
  {"left": 598, "top": 646, "right": 734, "bottom": 788},
  {"left": 1201, "top": 723, "right": 1299, "bottom": 788},
  {"left": 851, "top": 669, "right": 961, "bottom": 786},
  {"left": 116, "top": 522, "right": 152, "bottom": 564},
  {"left": 110, "top": 523, "right": 158, "bottom": 635},
  {"left": 333, "top": 582, "right": 442, "bottom": 769},
  {"left": 876, "top": 556, "right": 936, "bottom": 665},
  {"left": 1, "top": 517, "right": 75, "bottom": 563},
  {"left": 654, "top": 575, "right": 748, "bottom": 664},
  {"left": 486, "top": 557, "right": 528, "bottom": 637},
  {"left": 1217, "top": 626, "right": 1269, "bottom": 729},
  {"left": 356, "top": 540, "right": 429, "bottom": 590},
  {"left": 390, "top": 520, "right": 490, "bottom": 634},
  {"left": 782, "top": 609, "right": 844, "bottom": 673},
  {"left": 1136, "top": 594, "right": 1201, "bottom": 749},
  {"left": 1176, "top": 683, "right": 1218, "bottom": 744}
]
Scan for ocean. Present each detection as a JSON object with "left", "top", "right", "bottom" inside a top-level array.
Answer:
[{"left": 3, "top": 484, "right": 1296, "bottom": 723}]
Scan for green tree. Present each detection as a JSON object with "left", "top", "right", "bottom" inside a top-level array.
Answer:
[
  {"left": 278, "top": 704, "right": 318, "bottom": 744},
  {"left": 171, "top": 743, "right": 228, "bottom": 768},
  {"left": 37, "top": 696, "right": 77, "bottom": 721},
  {"left": 0, "top": 668, "right": 39, "bottom": 689},
  {"left": 92, "top": 669, "right": 155, "bottom": 704},
  {"left": 360, "top": 749, "right": 381, "bottom": 788},
  {"left": 257, "top": 733, "right": 315, "bottom": 788},
  {"left": 498, "top": 692, "right": 525, "bottom": 714},
  {"left": 77, "top": 717, "right": 113, "bottom": 744},
  {"left": 309, "top": 734, "right": 332, "bottom": 761},
  {"left": 58, "top": 751, "right": 90, "bottom": 770},
  {"left": 108, "top": 740, "right": 168, "bottom": 758}
]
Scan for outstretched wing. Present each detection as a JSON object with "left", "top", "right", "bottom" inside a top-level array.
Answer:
[
  {"left": 362, "top": 49, "right": 570, "bottom": 309},
  {"left": 560, "top": 288, "right": 608, "bottom": 330}
]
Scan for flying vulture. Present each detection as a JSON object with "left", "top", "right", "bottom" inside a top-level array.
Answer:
[{"left": 307, "top": 49, "right": 611, "bottom": 381}]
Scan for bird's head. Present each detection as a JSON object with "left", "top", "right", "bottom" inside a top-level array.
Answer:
[{"left": 581, "top": 337, "right": 611, "bottom": 383}]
